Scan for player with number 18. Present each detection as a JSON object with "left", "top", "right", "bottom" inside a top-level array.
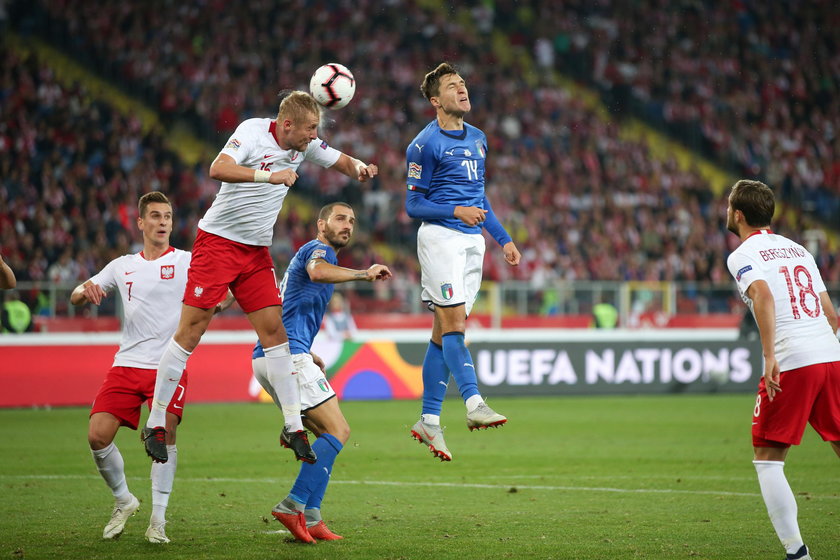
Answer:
[{"left": 725, "top": 179, "right": 840, "bottom": 560}]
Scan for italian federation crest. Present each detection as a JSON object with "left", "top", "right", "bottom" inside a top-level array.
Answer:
[
  {"left": 475, "top": 140, "right": 485, "bottom": 158},
  {"left": 440, "top": 283, "right": 453, "bottom": 300}
]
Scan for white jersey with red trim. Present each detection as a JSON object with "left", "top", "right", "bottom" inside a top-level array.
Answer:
[
  {"left": 89, "top": 248, "right": 191, "bottom": 369},
  {"left": 198, "top": 118, "right": 341, "bottom": 246},
  {"left": 727, "top": 229, "right": 840, "bottom": 370}
]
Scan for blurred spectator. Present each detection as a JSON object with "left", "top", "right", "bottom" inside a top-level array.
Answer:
[
  {"left": 506, "top": 1, "right": 840, "bottom": 226},
  {"left": 5, "top": 0, "right": 838, "bottom": 320},
  {"left": 322, "top": 292, "right": 358, "bottom": 342},
  {"left": 1, "top": 289, "right": 32, "bottom": 332},
  {"left": 592, "top": 299, "right": 619, "bottom": 329}
]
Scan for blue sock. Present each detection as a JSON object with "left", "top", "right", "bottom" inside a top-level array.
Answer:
[
  {"left": 289, "top": 433, "right": 342, "bottom": 508},
  {"left": 421, "top": 340, "right": 449, "bottom": 416},
  {"left": 441, "top": 332, "right": 480, "bottom": 401}
]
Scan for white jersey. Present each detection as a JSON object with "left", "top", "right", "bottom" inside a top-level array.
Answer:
[
  {"left": 198, "top": 118, "right": 341, "bottom": 246},
  {"left": 727, "top": 229, "right": 840, "bottom": 371},
  {"left": 89, "top": 248, "right": 191, "bottom": 369}
]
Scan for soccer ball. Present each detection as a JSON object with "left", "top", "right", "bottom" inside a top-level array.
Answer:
[{"left": 309, "top": 63, "right": 356, "bottom": 109}]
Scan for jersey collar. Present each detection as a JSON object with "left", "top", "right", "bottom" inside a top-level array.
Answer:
[
  {"left": 746, "top": 229, "right": 773, "bottom": 239},
  {"left": 269, "top": 120, "right": 282, "bottom": 147},
  {"left": 140, "top": 246, "right": 175, "bottom": 260}
]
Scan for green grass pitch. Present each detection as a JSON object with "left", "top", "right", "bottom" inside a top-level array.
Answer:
[{"left": 1, "top": 395, "right": 838, "bottom": 559}]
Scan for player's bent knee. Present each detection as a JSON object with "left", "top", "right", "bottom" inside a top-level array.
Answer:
[{"left": 87, "top": 431, "right": 114, "bottom": 450}]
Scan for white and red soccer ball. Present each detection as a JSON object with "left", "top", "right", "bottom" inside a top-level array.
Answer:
[{"left": 309, "top": 63, "right": 356, "bottom": 109}]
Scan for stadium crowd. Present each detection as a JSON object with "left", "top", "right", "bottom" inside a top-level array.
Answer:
[
  {"left": 505, "top": 0, "right": 840, "bottom": 226},
  {"left": 3, "top": 0, "right": 839, "bottom": 322}
]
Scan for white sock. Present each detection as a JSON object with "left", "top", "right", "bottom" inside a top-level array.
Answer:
[
  {"left": 754, "top": 460, "right": 804, "bottom": 554},
  {"left": 264, "top": 343, "right": 303, "bottom": 431},
  {"left": 465, "top": 395, "right": 484, "bottom": 413},
  {"left": 91, "top": 442, "right": 131, "bottom": 502},
  {"left": 150, "top": 445, "right": 177, "bottom": 525},
  {"left": 147, "top": 340, "right": 191, "bottom": 428},
  {"left": 421, "top": 414, "right": 440, "bottom": 426}
]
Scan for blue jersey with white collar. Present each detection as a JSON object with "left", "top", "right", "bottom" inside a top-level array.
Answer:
[
  {"left": 252, "top": 239, "right": 336, "bottom": 358},
  {"left": 405, "top": 120, "right": 488, "bottom": 234}
]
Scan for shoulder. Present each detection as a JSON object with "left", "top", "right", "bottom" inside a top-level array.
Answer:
[
  {"left": 464, "top": 122, "right": 485, "bottom": 136},
  {"left": 97, "top": 253, "right": 137, "bottom": 277},
  {"left": 305, "top": 137, "right": 336, "bottom": 155},
  {"left": 409, "top": 121, "right": 438, "bottom": 145},
  {"left": 234, "top": 118, "right": 270, "bottom": 139},
  {"left": 113, "top": 253, "right": 141, "bottom": 267},
  {"left": 779, "top": 235, "right": 808, "bottom": 252},
  {"left": 726, "top": 244, "right": 761, "bottom": 278},
  {"left": 307, "top": 240, "right": 334, "bottom": 261},
  {"left": 407, "top": 122, "right": 442, "bottom": 160},
  {"left": 241, "top": 117, "right": 270, "bottom": 129},
  {"left": 173, "top": 248, "right": 192, "bottom": 263}
]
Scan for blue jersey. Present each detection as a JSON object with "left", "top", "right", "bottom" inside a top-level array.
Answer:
[
  {"left": 252, "top": 239, "right": 336, "bottom": 358},
  {"left": 406, "top": 120, "right": 488, "bottom": 234}
]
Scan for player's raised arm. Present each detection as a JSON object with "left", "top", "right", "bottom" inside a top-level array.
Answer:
[
  {"left": 330, "top": 153, "right": 377, "bottom": 182},
  {"left": 307, "top": 259, "right": 391, "bottom": 284},
  {"left": 209, "top": 153, "right": 298, "bottom": 186}
]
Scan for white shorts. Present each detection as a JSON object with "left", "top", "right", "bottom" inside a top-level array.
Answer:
[
  {"left": 417, "top": 222, "right": 485, "bottom": 316},
  {"left": 252, "top": 353, "right": 336, "bottom": 411}
]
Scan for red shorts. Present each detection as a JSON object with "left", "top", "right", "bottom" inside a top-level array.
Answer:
[
  {"left": 90, "top": 366, "right": 188, "bottom": 430},
  {"left": 752, "top": 361, "right": 840, "bottom": 447},
  {"left": 183, "top": 229, "right": 281, "bottom": 313}
]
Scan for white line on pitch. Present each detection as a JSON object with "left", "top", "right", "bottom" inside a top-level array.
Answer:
[{"left": 4, "top": 473, "right": 840, "bottom": 500}]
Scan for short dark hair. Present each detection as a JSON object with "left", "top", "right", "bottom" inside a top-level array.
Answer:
[
  {"left": 138, "top": 192, "right": 172, "bottom": 218},
  {"left": 421, "top": 62, "right": 459, "bottom": 100},
  {"left": 729, "top": 180, "right": 774, "bottom": 227},
  {"left": 318, "top": 202, "right": 353, "bottom": 221}
]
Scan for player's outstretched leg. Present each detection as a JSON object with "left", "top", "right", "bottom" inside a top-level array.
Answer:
[
  {"left": 410, "top": 420, "right": 452, "bottom": 461},
  {"left": 141, "top": 426, "right": 169, "bottom": 463},
  {"left": 103, "top": 494, "right": 140, "bottom": 539},
  {"left": 280, "top": 427, "right": 317, "bottom": 464},
  {"left": 466, "top": 402, "right": 508, "bottom": 431},
  {"left": 272, "top": 498, "right": 316, "bottom": 544}
]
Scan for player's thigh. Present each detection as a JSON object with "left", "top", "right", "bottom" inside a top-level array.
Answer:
[
  {"left": 462, "top": 234, "right": 486, "bottom": 316},
  {"left": 175, "top": 304, "right": 216, "bottom": 350},
  {"left": 247, "top": 305, "right": 286, "bottom": 346},
  {"left": 183, "top": 230, "right": 245, "bottom": 310},
  {"left": 252, "top": 356, "right": 281, "bottom": 407},
  {"left": 90, "top": 366, "right": 149, "bottom": 430},
  {"left": 418, "top": 224, "right": 468, "bottom": 306},
  {"left": 232, "top": 247, "right": 282, "bottom": 314},
  {"left": 140, "top": 368, "right": 188, "bottom": 427},
  {"left": 294, "top": 353, "right": 347, "bottom": 436},
  {"left": 809, "top": 361, "right": 840, "bottom": 441},
  {"left": 752, "top": 366, "right": 820, "bottom": 446}
]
